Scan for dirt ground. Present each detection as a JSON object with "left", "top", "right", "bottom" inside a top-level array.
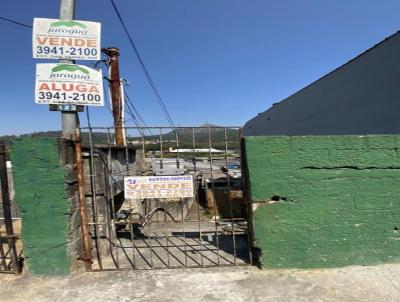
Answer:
[{"left": 1, "top": 264, "right": 400, "bottom": 302}]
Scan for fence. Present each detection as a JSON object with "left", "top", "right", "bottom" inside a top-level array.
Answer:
[
  {"left": 0, "top": 141, "right": 22, "bottom": 274},
  {"left": 80, "top": 126, "right": 252, "bottom": 270}
]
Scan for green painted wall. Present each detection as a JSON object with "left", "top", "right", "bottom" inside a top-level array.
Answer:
[
  {"left": 11, "top": 137, "right": 71, "bottom": 275},
  {"left": 245, "top": 135, "right": 400, "bottom": 268}
]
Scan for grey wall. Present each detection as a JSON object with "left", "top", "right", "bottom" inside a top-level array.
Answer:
[{"left": 243, "top": 32, "right": 400, "bottom": 136}]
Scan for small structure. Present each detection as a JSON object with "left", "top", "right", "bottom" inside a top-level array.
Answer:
[
  {"left": 151, "top": 158, "right": 186, "bottom": 175},
  {"left": 168, "top": 148, "right": 224, "bottom": 153}
]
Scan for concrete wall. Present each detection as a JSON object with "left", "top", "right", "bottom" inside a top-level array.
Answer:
[
  {"left": 245, "top": 135, "right": 400, "bottom": 268},
  {"left": 11, "top": 138, "right": 71, "bottom": 275},
  {"left": 244, "top": 32, "right": 400, "bottom": 136}
]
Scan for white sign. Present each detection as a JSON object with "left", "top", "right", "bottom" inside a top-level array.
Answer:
[
  {"left": 35, "top": 63, "right": 104, "bottom": 106},
  {"left": 33, "top": 18, "right": 101, "bottom": 60},
  {"left": 124, "top": 175, "right": 194, "bottom": 199}
]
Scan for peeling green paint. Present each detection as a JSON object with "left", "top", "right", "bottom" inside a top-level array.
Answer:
[
  {"left": 245, "top": 135, "right": 400, "bottom": 268},
  {"left": 11, "top": 138, "right": 70, "bottom": 275}
]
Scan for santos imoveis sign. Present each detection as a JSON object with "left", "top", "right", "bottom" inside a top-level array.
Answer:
[{"left": 124, "top": 175, "right": 194, "bottom": 199}]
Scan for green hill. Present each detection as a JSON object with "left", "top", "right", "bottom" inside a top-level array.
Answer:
[{"left": 0, "top": 125, "right": 241, "bottom": 151}]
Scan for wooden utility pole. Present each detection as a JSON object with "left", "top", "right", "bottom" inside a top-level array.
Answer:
[{"left": 102, "top": 47, "right": 125, "bottom": 146}]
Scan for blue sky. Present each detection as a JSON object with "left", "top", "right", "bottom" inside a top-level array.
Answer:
[{"left": 1, "top": 0, "right": 400, "bottom": 135}]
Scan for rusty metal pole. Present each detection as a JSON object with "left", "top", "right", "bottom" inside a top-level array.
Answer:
[
  {"left": 102, "top": 47, "right": 125, "bottom": 146},
  {"left": 74, "top": 129, "right": 93, "bottom": 270},
  {"left": 0, "top": 141, "right": 21, "bottom": 274}
]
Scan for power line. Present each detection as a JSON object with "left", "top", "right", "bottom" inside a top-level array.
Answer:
[
  {"left": 123, "top": 93, "right": 146, "bottom": 136},
  {"left": 109, "top": 0, "right": 177, "bottom": 130},
  {"left": 102, "top": 78, "right": 116, "bottom": 125},
  {"left": 124, "top": 103, "right": 144, "bottom": 136},
  {"left": 1, "top": 11, "right": 178, "bottom": 133},
  {"left": 0, "top": 16, "right": 32, "bottom": 29},
  {"left": 124, "top": 92, "right": 154, "bottom": 136},
  {"left": 124, "top": 93, "right": 147, "bottom": 133},
  {"left": 124, "top": 92, "right": 148, "bottom": 128},
  {"left": 99, "top": 59, "right": 148, "bottom": 136}
]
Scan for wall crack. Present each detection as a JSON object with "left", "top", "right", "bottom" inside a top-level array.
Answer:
[{"left": 301, "top": 166, "right": 400, "bottom": 170}]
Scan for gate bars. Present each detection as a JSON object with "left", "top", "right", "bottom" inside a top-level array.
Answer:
[
  {"left": 81, "top": 126, "right": 252, "bottom": 271},
  {"left": 0, "top": 141, "right": 22, "bottom": 274}
]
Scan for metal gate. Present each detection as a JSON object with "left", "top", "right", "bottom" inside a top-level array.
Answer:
[
  {"left": 0, "top": 141, "right": 22, "bottom": 274},
  {"left": 81, "top": 126, "right": 252, "bottom": 270}
]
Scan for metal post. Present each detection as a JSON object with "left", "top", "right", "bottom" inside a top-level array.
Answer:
[
  {"left": 59, "top": 0, "right": 93, "bottom": 270},
  {"left": 0, "top": 142, "right": 21, "bottom": 273},
  {"left": 75, "top": 129, "right": 93, "bottom": 270},
  {"left": 102, "top": 47, "right": 125, "bottom": 146},
  {"left": 59, "top": 0, "right": 79, "bottom": 139}
]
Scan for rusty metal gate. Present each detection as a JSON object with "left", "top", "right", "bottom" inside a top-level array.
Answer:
[
  {"left": 81, "top": 126, "right": 252, "bottom": 270},
  {"left": 0, "top": 141, "right": 22, "bottom": 274}
]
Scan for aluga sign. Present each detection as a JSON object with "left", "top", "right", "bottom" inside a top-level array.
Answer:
[
  {"left": 32, "top": 18, "right": 101, "bottom": 60},
  {"left": 124, "top": 175, "right": 194, "bottom": 199},
  {"left": 35, "top": 63, "right": 104, "bottom": 106}
]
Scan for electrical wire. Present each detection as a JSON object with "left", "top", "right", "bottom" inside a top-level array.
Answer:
[
  {"left": 123, "top": 92, "right": 146, "bottom": 137},
  {"left": 124, "top": 95, "right": 148, "bottom": 136},
  {"left": 124, "top": 103, "right": 144, "bottom": 136},
  {"left": 1, "top": 12, "right": 176, "bottom": 137},
  {"left": 124, "top": 92, "right": 153, "bottom": 134},
  {"left": 109, "top": 0, "right": 177, "bottom": 130},
  {"left": 123, "top": 91, "right": 145, "bottom": 133},
  {"left": 0, "top": 16, "right": 32, "bottom": 29},
  {"left": 102, "top": 78, "right": 116, "bottom": 124},
  {"left": 99, "top": 58, "right": 148, "bottom": 137}
]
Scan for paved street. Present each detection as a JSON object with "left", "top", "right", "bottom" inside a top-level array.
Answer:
[{"left": 1, "top": 264, "right": 400, "bottom": 302}]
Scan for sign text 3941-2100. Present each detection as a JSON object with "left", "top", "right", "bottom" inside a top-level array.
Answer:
[
  {"left": 36, "top": 46, "right": 98, "bottom": 57},
  {"left": 37, "top": 92, "right": 101, "bottom": 103},
  {"left": 35, "top": 63, "right": 104, "bottom": 106}
]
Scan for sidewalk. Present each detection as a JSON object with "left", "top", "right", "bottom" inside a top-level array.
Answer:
[{"left": 1, "top": 264, "right": 400, "bottom": 302}]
